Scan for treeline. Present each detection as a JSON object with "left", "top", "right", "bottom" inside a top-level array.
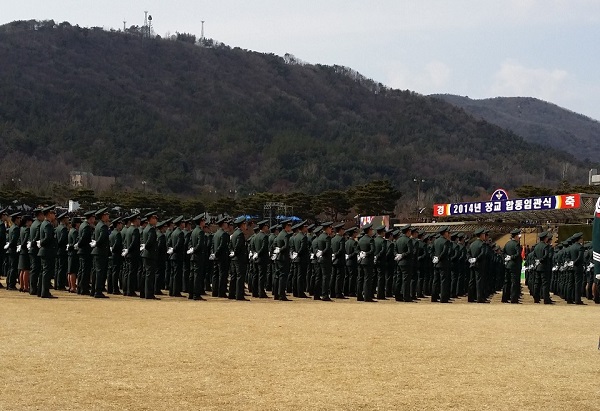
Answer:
[{"left": 0, "top": 180, "right": 401, "bottom": 221}]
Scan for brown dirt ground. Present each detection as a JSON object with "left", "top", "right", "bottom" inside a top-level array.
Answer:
[{"left": 1, "top": 280, "right": 599, "bottom": 411}]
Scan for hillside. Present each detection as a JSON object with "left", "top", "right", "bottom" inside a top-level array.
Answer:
[
  {"left": 0, "top": 20, "right": 587, "bottom": 205},
  {"left": 431, "top": 94, "right": 600, "bottom": 162}
]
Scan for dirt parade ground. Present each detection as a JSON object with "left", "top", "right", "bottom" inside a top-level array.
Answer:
[{"left": 1, "top": 282, "right": 599, "bottom": 411}]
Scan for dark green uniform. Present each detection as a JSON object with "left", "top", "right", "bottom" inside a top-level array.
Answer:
[
  {"left": 123, "top": 225, "right": 141, "bottom": 296},
  {"left": 108, "top": 228, "right": 123, "bottom": 294},
  {"left": 344, "top": 236, "right": 358, "bottom": 297},
  {"left": 331, "top": 233, "right": 346, "bottom": 298},
  {"left": 55, "top": 222, "right": 68, "bottom": 290},
  {"left": 67, "top": 227, "right": 79, "bottom": 276},
  {"left": 39, "top": 219, "right": 57, "bottom": 297},
  {"left": 91, "top": 220, "right": 110, "bottom": 297},
  {"left": 170, "top": 226, "right": 185, "bottom": 297},
  {"left": 374, "top": 234, "right": 387, "bottom": 300},
  {"left": 212, "top": 227, "right": 230, "bottom": 298},
  {"left": 141, "top": 223, "right": 158, "bottom": 299},
  {"left": 274, "top": 229, "right": 291, "bottom": 300},
  {"left": 532, "top": 241, "right": 551, "bottom": 303},
  {"left": 6, "top": 222, "right": 20, "bottom": 289},
  {"left": 433, "top": 235, "right": 451, "bottom": 303},
  {"left": 357, "top": 233, "right": 375, "bottom": 301},
  {"left": 294, "top": 232, "right": 310, "bottom": 298},
  {"left": 468, "top": 238, "right": 485, "bottom": 303},
  {"left": 190, "top": 225, "right": 206, "bottom": 299},
  {"left": 229, "top": 227, "right": 247, "bottom": 300},
  {"left": 77, "top": 221, "right": 93, "bottom": 295},
  {"left": 316, "top": 231, "right": 332, "bottom": 300},
  {"left": 394, "top": 233, "right": 413, "bottom": 302},
  {"left": 253, "top": 230, "right": 270, "bottom": 298},
  {"left": 503, "top": 238, "right": 522, "bottom": 303}
]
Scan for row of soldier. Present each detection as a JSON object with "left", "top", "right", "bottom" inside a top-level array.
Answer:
[{"left": 0, "top": 206, "right": 596, "bottom": 304}]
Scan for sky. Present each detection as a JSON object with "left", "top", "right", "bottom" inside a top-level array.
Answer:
[{"left": 4, "top": 0, "right": 600, "bottom": 120}]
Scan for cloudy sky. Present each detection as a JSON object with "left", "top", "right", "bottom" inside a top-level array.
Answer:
[{"left": 4, "top": 0, "right": 600, "bottom": 120}]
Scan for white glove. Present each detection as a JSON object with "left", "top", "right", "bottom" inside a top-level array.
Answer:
[
  {"left": 504, "top": 255, "right": 511, "bottom": 262},
  {"left": 110, "top": 246, "right": 113, "bottom": 253},
  {"left": 121, "top": 249, "right": 128, "bottom": 257},
  {"left": 167, "top": 247, "right": 174, "bottom": 255},
  {"left": 209, "top": 253, "right": 216, "bottom": 261},
  {"left": 90, "top": 240, "right": 97, "bottom": 248},
  {"left": 248, "top": 251, "right": 253, "bottom": 259},
  {"left": 310, "top": 253, "right": 315, "bottom": 261},
  {"left": 74, "top": 244, "right": 79, "bottom": 251},
  {"left": 359, "top": 251, "right": 367, "bottom": 260},
  {"left": 588, "top": 262, "right": 594, "bottom": 269},
  {"left": 535, "top": 259, "right": 540, "bottom": 267},
  {"left": 345, "top": 254, "right": 350, "bottom": 261},
  {"left": 3, "top": 243, "right": 8, "bottom": 250},
  {"left": 187, "top": 247, "right": 194, "bottom": 255},
  {"left": 552, "top": 266, "right": 558, "bottom": 272},
  {"left": 316, "top": 250, "right": 323, "bottom": 259},
  {"left": 291, "top": 252, "right": 298, "bottom": 260},
  {"left": 27, "top": 241, "right": 32, "bottom": 250},
  {"left": 36, "top": 240, "right": 41, "bottom": 248},
  {"left": 331, "top": 254, "right": 336, "bottom": 261},
  {"left": 374, "top": 256, "right": 378, "bottom": 264},
  {"left": 66, "top": 244, "right": 70, "bottom": 251},
  {"left": 140, "top": 244, "right": 146, "bottom": 252},
  {"left": 433, "top": 256, "right": 440, "bottom": 264},
  {"left": 229, "top": 251, "right": 235, "bottom": 258},
  {"left": 568, "top": 261, "right": 574, "bottom": 268},
  {"left": 596, "top": 274, "right": 600, "bottom": 280},
  {"left": 273, "top": 247, "right": 281, "bottom": 255},
  {"left": 16, "top": 245, "right": 21, "bottom": 252},
  {"left": 252, "top": 252, "right": 259, "bottom": 262},
  {"left": 394, "top": 253, "right": 403, "bottom": 262}
]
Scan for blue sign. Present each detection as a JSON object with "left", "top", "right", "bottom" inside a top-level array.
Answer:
[{"left": 490, "top": 189, "right": 509, "bottom": 202}]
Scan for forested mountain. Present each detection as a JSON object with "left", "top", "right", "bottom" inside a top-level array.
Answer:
[
  {"left": 431, "top": 94, "right": 600, "bottom": 162},
  {"left": 0, "top": 20, "right": 588, "bottom": 207}
]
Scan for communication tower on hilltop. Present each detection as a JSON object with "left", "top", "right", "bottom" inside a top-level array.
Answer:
[
  {"left": 201, "top": 20, "right": 205, "bottom": 40},
  {"left": 123, "top": 20, "right": 126, "bottom": 31}
]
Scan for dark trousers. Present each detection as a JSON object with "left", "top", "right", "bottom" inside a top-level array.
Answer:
[
  {"left": 56, "top": 254, "right": 68, "bottom": 289},
  {"left": 574, "top": 267, "right": 583, "bottom": 303},
  {"left": 266, "top": 262, "right": 274, "bottom": 291},
  {"left": 566, "top": 269, "right": 575, "bottom": 303},
  {"left": 332, "top": 264, "right": 345, "bottom": 296},
  {"left": 503, "top": 266, "right": 520, "bottom": 303},
  {"left": 125, "top": 257, "right": 139, "bottom": 296},
  {"left": 385, "top": 264, "right": 394, "bottom": 297},
  {"left": 156, "top": 259, "right": 166, "bottom": 292},
  {"left": 311, "top": 263, "right": 320, "bottom": 297},
  {"left": 359, "top": 264, "right": 374, "bottom": 301},
  {"left": 170, "top": 259, "right": 183, "bottom": 296},
  {"left": 402, "top": 265, "right": 412, "bottom": 301},
  {"left": 254, "top": 262, "right": 268, "bottom": 297},
  {"left": 431, "top": 267, "right": 442, "bottom": 302},
  {"left": 143, "top": 258, "right": 156, "bottom": 299},
  {"left": 345, "top": 264, "right": 357, "bottom": 296},
  {"left": 275, "top": 260, "right": 290, "bottom": 298},
  {"left": 212, "top": 259, "right": 228, "bottom": 297},
  {"left": 320, "top": 263, "right": 332, "bottom": 298},
  {"left": 109, "top": 257, "right": 122, "bottom": 294},
  {"left": 77, "top": 255, "right": 92, "bottom": 295},
  {"left": 182, "top": 257, "right": 190, "bottom": 293},
  {"left": 375, "top": 264, "right": 386, "bottom": 299},
  {"left": 450, "top": 266, "right": 458, "bottom": 298},
  {"left": 296, "top": 261, "right": 308, "bottom": 296},
  {"left": 40, "top": 257, "right": 55, "bottom": 297},
  {"left": 229, "top": 260, "right": 246, "bottom": 299},
  {"left": 190, "top": 259, "right": 205, "bottom": 298},
  {"left": 92, "top": 256, "right": 108, "bottom": 297},
  {"left": 7, "top": 254, "right": 18, "bottom": 288}
]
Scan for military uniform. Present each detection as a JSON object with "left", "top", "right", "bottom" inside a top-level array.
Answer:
[
  {"left": 5, "top": 213, "right": 21, "bottom": 289},
  {"left": 274, "top": 220, "right": 293, "bottom": 301},
  {"left": 344, "top": 228, "right": 358, "bottom": 297},
  {"left": 432, "top": 226, "right": 451, "bottom": 303},
  {"left": 292, "top": 221, "right": 310, "bottom": 298},
  {"left": 212, "top": 218, "right": 230, "bottom": 298},
  {"left": 123, "top": 214, "right": 141, "bottom": 296},
  {"left": 169, "top": 216, "right": 185, "bottom": 297},
  {"left": 91, "top": 208, "right": 110, "bottom": 298},
  {"left": 252, "top": 220, "right": 270, "bottom": 298},
  {"left": 108, "top": 218, "right": 123, "bottom": 294},
  {"left": 468, "top": 229, "right": 486, "bottom": 303},
  {"left": 394, "top": 225, "right": 413, "bottom": 302},
  {"left": 55, "top": 213, "right": 69, "bottom": 290},
  {"left": 316, "top": 222, "right": 333, "bottom": 301},
  {"left": 331, "top": 223, "right": 346, "bottom": 299},
  {"left": 373, "top": 227, "right": 387, "bottom": 300},
  {"left": 532, "top": 232, "right": 552, "bottom": 304},
  {"left": 77, "top": 212, "right": 95, "bottom": 295},
  {"left": 502, "top": 229, "right": 523, "bottom": 304},
  {"left": 357, "top": 224, "right": 376, "bottom": 302},
  {"left": 189, "top": 215, "right": 206, "bottom": 300},
  {"left": 38, "top": 207, "right": 58, "bottom": 298},
  {"left": 229, "top": 217, "right": 248, "bottom": 300},
  {"left": 0, "top": 209, "right": 7, "bottom": 285}
]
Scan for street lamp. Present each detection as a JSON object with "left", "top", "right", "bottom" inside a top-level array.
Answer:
[{"left": 413, "top": 178, "right": 425, "bottom": 218}]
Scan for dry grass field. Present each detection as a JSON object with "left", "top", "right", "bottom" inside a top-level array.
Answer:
[{"left": 1, "top": 281, "right": 599, "bottom": 411}]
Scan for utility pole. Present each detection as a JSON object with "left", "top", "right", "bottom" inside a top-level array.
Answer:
[{"left": 413, "top": 178, "right": 425, "bottom": 219}]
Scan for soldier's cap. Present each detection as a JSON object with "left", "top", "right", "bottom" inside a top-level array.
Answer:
[
  {"left": 72, "top": 217, "right": 82, "bottom": 225},
  {"left": 306, "top": 224, "right": 315, "bottom": 231},
  {"left": 157, "top": 220, "right": 168, "bottom": 229},
  {"left": 270, "top": 224, "right": 279, "bottom": 232},
  {"left": 320, "top": 221, "right": 333, "bottom": 228},
  {"left": 346, "top": 227, "right": 357, "bottom": 235},
  {"left": 145, "top": 211, "right": 158, "bottom": 219},
  {"left": 571, "top": 232, "right": 583, "bottom": 241},
  {"left": 334, "top": 223, "right": 345, "bottom": 231},
  {"left": 456, "top": 232, "right": 465, "bottom": 238},
  {"left": 192, "top": 214, "right": 205, "bottom": 222},
  {"left": 374, "top": 225, "right": 386, "bottom": 232},
  {"left": 94, "top": 207, "right": 108, "bottom": 217},
  {"left": 215, "top": 217, "right": 227, "bottom": 225},
  {"left": 257, "top": 219, "right": 269, "bottom": 228},
  {"left": 538, "top": 231, "right": 548, "bottom": 239},
  {"left": 362, "top": 223, "right": 373, "bottom": 232},
  {"left": 57, "top": 211, "right": 69, "bottom": 220},
  {"left": 291, "top": 222, "right": 302, "bottom": 231},
  {"left": 585, "top": 241, "right": 592, "bottom": 248},
  {"left": 473, "top": 228, "right": 485, "bottom": 236},
  {"left": 233, "top": 216, "right": 246, "bottom": 226},
  {"left": 422, "top": 233, "right": 430, "bottom": 240},
  {"left": 450, "top": 232, "right": 458, "bottom": 239},
  {"left": 0, "top": 208, "right": 6, "bottom": 215},
  {"left": 10, "top": 211, "right": 22, "bottom": 219},
  {"left": 483, "top": 229, "right": 490, "bottom": 234},
  {"left": 253, "top": 226, "right": 260, "bottom": 232},
  {"left": 561, "top": 240, "right": 569, "bottom": 247},
  {"left": 173, "top": 215, "right": 184, "bottom": 225},
  {"left": 400, "top": 224, "right": 411, "bottom": 233},
  {"left": 164, "top": 217, "right": 173, "bottom": 224},
  {"left": 410, "top": 227, "right": 419, "bottom": 233},
  {"left": 437, "top": 225, "right": 449, "bottom": 234},
  {"left": 84, "top": 210, "right": 96, "bottom": 218},
  {"left": 111, "top": 217, "right": 122, "bottom": 226},
  {"left": 140, "top": 217, "right": 148, "bottom": 224},
  {"left": 42, "top": 205, "right": 56, "bottom": 215},
  {"left": 313, "top": 226, "right": 323, "bottom": 234},
  {"left": 21, "top": 215, "right": 33, "bottom": 224},
  {"left": 279, "top": 219, "right": 293, "bottom": 227},
  {"left": 128, "top": 213, "right": 140, "bottom": 221},
  {"left": 510, "top": 228, "right": 522, "bottom": 236},
  {"left": 392, "top": 229, "right": 400, "bottom": 237}
]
